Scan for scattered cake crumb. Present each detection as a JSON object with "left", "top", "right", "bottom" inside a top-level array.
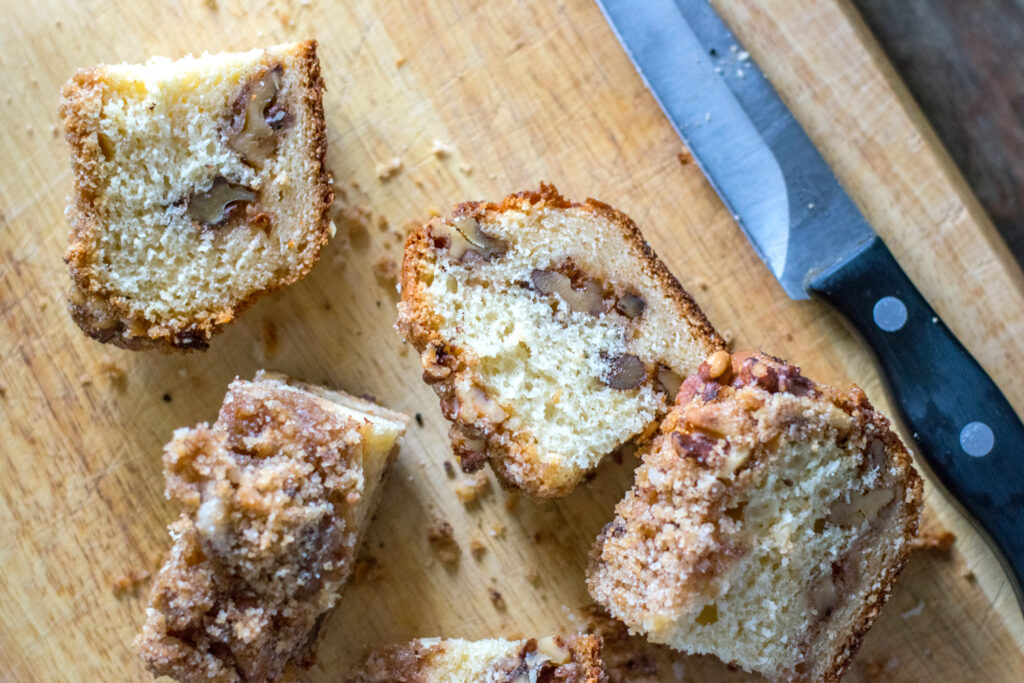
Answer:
[
  {"left": 99, "top": 356, "right": 126, "bottom": 388},
  {"left": 373, "top": 254, "right": 399, "bottom": 287},
  {"left": 454, "top": 470, "right": 491, "bottom": 504},
  {"left": 415, "top": 413, "right": 424, "bottom": 428},
  {"left": 469, "top": 537, "right": 487, "bottom": 561},
  {"left": 677, "top": 150, "right": 693, "bottom": 166},
  {"left": 332, "top": 202, "right": 372, "bottom": 247},
  {"left": 375, "top": 157, "right": 403, "bottom": 181},
  {"left": 489, "top": 589, "right": 507, "bottom": 611},
  {"left": 351, "top": 554, "right": 382, "bottom": 584},
  {"left": 394, "top": 55, "right": 406, "bottom": 67},
  {"left": 487, "top": 522, "right": 506, "bottom": 539},
  {"left": 110, "top": 569, "right": 150, "bottom": 597},
  {"left": 427, "top": 205, "right": 441, "bottom": 218},
  {"left": 909, "top": 528, "right": 955, "bottom": 553},
  {"left": 430, "top": 139, "right": 451, "bottom": 158},
  {"left": 458, "top": 162, "right": 473, "bottom": 175},
  {"left": 503, "top": 492, "right": 520, "bottom": 513},
  {"left": 427, "top": 519, "right": 460, "bottom": 565},
  {"left": 443, "top": 461, "right": 455, "bottom": 478},
  {"left": 261, "top": 319, "right": 279, "bottom": 357},
  {"left": 376, "top": 215, "right": 388, "bottom": 231}
]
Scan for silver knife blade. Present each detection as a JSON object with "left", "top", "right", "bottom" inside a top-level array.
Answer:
[{"left": 595, "top": 0, "right": 874, "bottom": 299}]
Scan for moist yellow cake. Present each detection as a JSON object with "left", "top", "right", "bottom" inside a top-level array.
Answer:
[
  {"left": 587, "top": 351, "right": 922, "bottom": 682},
  {"left": 397, "top": 184, "right": 723, "bottom": 497},
  {"left": 135, "top": 372, "right": 408, "bottom": 682},
  {"left": 348, "top": 634, "right": 606, "bottom": 682},
  {"left": 60, "top": 40, "right": 332, "bottom": 351}
]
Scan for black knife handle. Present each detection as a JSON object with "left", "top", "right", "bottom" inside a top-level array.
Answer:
[{"left": 807, "top": 236, "right": 1024, "bottom": 605}]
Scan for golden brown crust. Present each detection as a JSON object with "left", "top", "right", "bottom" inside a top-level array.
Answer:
[
  {"left": 396, "top": 183, "right": 724, "bottom": 497},
  {"left": 587, "top": 351, "right": 923, "bottom": 682},
  {"left": 60, "top": 39, "right": 333, "bottom": 352}
]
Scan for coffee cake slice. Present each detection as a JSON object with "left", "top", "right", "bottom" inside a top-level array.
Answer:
[
  {"left": 397, "top": 184, "right": 722, "bottom": 497},
  {"left": 587, "top": 351, "right": 922, "bottom": 682},
  {"left": 60, "top": 40, "right": 331, "bottom": 350},
  {"left": 348, "top": 634, "right": 606, "bottom": 682},
  {"left": 136, "top": 372, "right": 407, "bottom": 682}
]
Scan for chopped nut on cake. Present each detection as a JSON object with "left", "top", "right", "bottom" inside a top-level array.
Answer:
[{"left": 587, "top": 351, "right": 922, "bottom": 682}]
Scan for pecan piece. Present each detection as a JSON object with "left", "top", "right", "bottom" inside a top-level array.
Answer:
[
  {"left": 602, "top": 353, "right": 647, "bottom": 390},
  {"left": 186, "top": 176, "right": 255, "bottom": 227}
]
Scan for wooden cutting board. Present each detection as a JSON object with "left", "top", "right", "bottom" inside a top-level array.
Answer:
[{"left": 1, "top": 0, "right": 1022, "bottom": 680}]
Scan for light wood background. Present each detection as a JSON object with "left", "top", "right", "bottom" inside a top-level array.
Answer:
[{"left": 1, "top": 0, "right": 1022, "bottom": 680}]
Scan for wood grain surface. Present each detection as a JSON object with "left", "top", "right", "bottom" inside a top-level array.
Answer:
[
  {"left": 853, "top": 0, "right": 1024, "bottom": 267},
  {"left": 1, "top": 0, "right": 1022, "bottom": 681}
]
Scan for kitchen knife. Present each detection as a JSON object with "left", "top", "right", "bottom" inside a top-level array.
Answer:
[{"left": 595, "top": 0, "right": 1024, "bottom": 606}]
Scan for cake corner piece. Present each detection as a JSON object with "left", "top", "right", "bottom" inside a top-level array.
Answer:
[
  {"left": 586, "top": 350, "right": 922, "bottom": 681},
  {"left": 60, "top": 39, "right": 332, "bottom": 351},
  {"left": 136, "top": 372, "right": 407, "bottom": 682},
  {"left": 396, "top": 183, "right": 723, "bottom": 497}
]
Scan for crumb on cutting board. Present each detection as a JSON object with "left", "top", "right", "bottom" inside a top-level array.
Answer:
[
  {"left": 430, "top": 139, "right": 450, "bottom": 158},
  {"left": 261, "top": 320, "right": 279, "bottom": 358},
  {"left": 454, "top": 470, "right": 491, "bottom": 504},
  {"left": 427, "top": 519, "right": 460, "bottom": 565},
  {"left": 488, "top": 589, "right": 506, "bottom": 611},
  {"left": 99, "top": 356, "right": 126, "bottom": 388},
  {"left": 351, "top": 554, "right": 382, "bottom": 585},
  {"left": 910, "top": 528, "right": 956, "bottom": 553},
  {"left": 375, "top": 157, "right": 403, "bottom": 181},
  {"left": 373, "top": 254, "right": 399, "bottom": 288},
  {"left": 111, "top": 569, "right": 150, "bottom": 597}
]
